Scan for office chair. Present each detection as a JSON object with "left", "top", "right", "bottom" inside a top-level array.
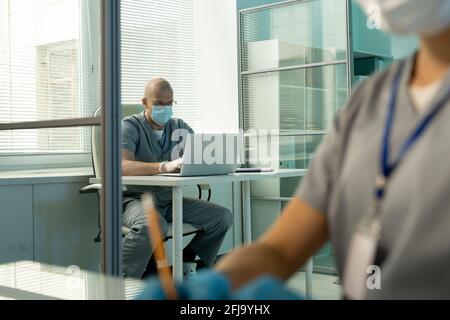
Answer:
[{"left": 80, "top": 105, "right": 210, "bottom": 276}]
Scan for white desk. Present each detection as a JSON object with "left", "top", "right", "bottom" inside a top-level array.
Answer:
[{"left": 90, "top": 169, "right": 313, "bottom": 297}]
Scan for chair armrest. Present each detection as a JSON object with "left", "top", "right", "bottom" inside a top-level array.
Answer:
[
  {"left": 79, "top": 184, "right": 102, "bottom": 194},
  {"left": 197, "top": 184, "right": 211, "bottom": 201},
  {"left": 197, "top": 184, "right": 210, "bottom": 190},
  {"left": 122, "top": 226, "right": 132, "bottom": 236},
  {"left": 79, "top": 183, "right": 128, "bottom": 194}
]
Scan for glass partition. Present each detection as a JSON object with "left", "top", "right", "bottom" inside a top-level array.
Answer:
[
  {"left": 242, "top": 63, "right": 348, "bottom": 129},
  {"left": 239, "top": 0, "right": 350, "bottom": 282},
  {"left": 240, "top": 0, "right": 348, "bottom": 73},
  {"left": 0, "top": 0, "right": 105, "bottom": 274},
  {"left": 240, "top": 0, "right": 349, "bottom": 170}
]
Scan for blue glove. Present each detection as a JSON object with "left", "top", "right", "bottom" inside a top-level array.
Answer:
[
  {"left": 136, "top": 270, "right": 231, "bottom": 300},
  {"left": 233, "top": 276, "right": 303, "bottom": 300},
  {"left": 136, "top": 270, "right": 303, "bottom": 300}
]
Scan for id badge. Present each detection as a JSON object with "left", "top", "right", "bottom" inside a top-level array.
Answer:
[{"left": 343, "top": 219, "right": 380, "bottom": 300}]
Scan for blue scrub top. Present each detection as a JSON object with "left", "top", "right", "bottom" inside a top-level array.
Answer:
[{"left": 121, "top": 111, "right": 194, "bottom": 208}]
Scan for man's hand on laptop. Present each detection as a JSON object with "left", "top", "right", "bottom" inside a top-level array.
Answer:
[{"left": 159, "top": 158, "right": 183, "bottom": 173}]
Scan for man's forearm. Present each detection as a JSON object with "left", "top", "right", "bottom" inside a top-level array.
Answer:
[
  {"left": 122, "top": 160, "right": 161, "bottom": 176},
  {"left": 215, "top": 241, "right": 299, "bottom": 290}
]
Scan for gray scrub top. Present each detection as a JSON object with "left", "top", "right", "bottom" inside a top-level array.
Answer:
[
  {"left": 297, "top": 55, "right": 450, "bottom": 299},
  {"left": 121, "top": 112, "right": 193, "bottom": 208}
]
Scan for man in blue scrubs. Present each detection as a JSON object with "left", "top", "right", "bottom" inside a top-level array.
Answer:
[{"left": 121, "top": 78, "right": 232, "bottom": 279}]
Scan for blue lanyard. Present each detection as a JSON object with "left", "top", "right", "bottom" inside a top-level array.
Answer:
[
  {"left": 376, "top": 64, "right": 450, "bottom": 199},
  {"left": 159, "top": 129, "right": 166, "bottom": 148}
]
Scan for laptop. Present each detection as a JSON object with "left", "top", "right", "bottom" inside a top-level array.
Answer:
[{"left": 159, "top": 133, "right": 242, "bottom": 177}]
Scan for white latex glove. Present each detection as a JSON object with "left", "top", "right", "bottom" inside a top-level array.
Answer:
[{"left": 159, "top": 158, "right": 183, "bottom": 173}]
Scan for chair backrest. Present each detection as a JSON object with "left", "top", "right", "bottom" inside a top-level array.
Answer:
[{"left": 91, "top": 104, "right": 145, "bottom": 178}]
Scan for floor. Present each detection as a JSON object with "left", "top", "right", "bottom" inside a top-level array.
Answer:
[{"left": 286, "top": 272, "right": 342, "bottom": 300}]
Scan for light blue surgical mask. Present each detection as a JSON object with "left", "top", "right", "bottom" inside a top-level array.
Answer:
[{"left": 151, "top": 105, "right": 173, "bottom": 126}]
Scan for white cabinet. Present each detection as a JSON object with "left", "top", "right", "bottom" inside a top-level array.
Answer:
[
  {"left": 0, "top": 185, "right": 34, "bottom": 263},
  {"left": 0, "top": 173, "right": 101, "bottom": 271},
  {"left": 33, "top": 182, "right": 100, "bottom": 271}
]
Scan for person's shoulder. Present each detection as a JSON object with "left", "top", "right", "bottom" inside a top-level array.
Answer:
[
  {"left": 122, "top": 112, "right": 145, "bottom": 124},
  {"left": 170, "top": 117, "right": 191, "bottom": 129},
  {"left": 122, "top": 113, "right": 146, "bottom": 134}
]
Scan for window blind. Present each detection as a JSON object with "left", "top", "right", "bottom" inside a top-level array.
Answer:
[
  {"left": 0, "top": 0, "right": 97, "bottom": 155},
  {"left": 120, "top": 0, "right": 198, "bottom": 130}
]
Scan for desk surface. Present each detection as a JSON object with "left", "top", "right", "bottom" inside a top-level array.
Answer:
[
  {"left": 0, "top": 261, "right": 144, "bottom": 300},
  {"left": 89, "top": 168, "right": 307, "bottom": 187},
  {"left": 0, "top": 167, "right": 93, "bottom": 186}
]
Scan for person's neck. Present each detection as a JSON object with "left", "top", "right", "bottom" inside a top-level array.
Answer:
[
  {"left": 412, "top": 28, "right": 450, "bottom": 87},
  {"left": 144, "top": 110, "right": 164, "bottom": 130}
]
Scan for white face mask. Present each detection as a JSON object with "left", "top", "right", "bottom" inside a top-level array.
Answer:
[{"left": 357, "top": 0, "right": 450, "bottom": 36}]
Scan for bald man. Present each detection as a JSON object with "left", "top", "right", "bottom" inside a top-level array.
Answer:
[{"left": 121, "top": 78, "right": 233, "bottom": 279}]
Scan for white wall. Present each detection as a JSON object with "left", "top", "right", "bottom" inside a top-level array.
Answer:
[
  {"left": 192, "top": 1, "right": 241, "bottom": 255},
  {"left": 195, "top": 0, "right": 240, "bottom": 133}
]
